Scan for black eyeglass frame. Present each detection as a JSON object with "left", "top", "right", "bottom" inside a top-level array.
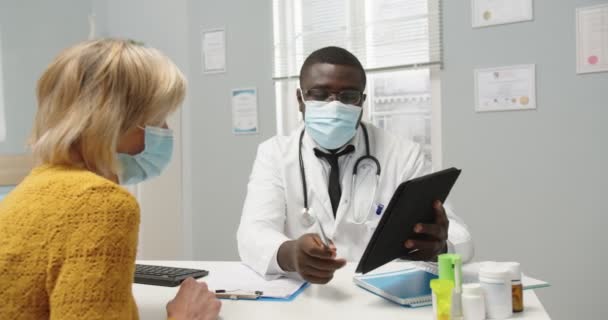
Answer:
[{"left": 302, "top": 88, "right": 364, "bottom": 105}]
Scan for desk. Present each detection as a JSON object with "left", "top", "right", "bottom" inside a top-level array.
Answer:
[{"left": 133, "top": 261, "right": 551, "bottom": 320}]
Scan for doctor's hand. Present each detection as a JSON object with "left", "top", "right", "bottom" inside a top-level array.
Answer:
[
  {"left": 277, "top": 233, "right": 347, "bottom": 284},
  {"left": 404, "top": 200, "right": 449, "bottom": 261}
]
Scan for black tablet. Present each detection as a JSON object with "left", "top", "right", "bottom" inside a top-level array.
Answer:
[{"left": 355, "top": 167, "right": 462, "bottom": 274}]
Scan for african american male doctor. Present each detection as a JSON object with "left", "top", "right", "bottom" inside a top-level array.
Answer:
[{"left": 237, "top": 47, "right": 473, "bottom": 284}]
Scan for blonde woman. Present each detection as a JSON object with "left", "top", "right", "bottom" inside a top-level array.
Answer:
[{"left": 0, "top": 39, "right": 220, "bottom": 320}]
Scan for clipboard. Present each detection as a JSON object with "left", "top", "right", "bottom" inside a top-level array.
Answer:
[
  {"left": 203, "top": 263, "right": 309, "bottom": 302},
  {"left": 355, "top": 168, "right": 462, "bottom": 274},
  {"left": 214, "top": 283, "right": 310, "bottom": 302}
]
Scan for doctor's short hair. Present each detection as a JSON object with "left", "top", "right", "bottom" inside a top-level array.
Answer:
[
  {"left": 299, "top": 46, "right": 366, "bottom": 88},
  {"left": 30, "top": 38, "right": 186, "bottom": 179}
]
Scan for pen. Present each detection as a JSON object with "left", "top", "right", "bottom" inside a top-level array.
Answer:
[
  {"left": 317, "top": 222, "right": 331, "bottom": 249},
  {"left": 215, "top": 290, "right": 263, "bottom": 300},
  {"left": 375, "top": 203, "right": 384, "bottom": 215}
]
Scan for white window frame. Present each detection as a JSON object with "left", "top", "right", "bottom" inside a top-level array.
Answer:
[
  {"left": 273, "top": 0, "right": 443, "bottom": 169},
  {"left": 430, "top": 67, "right": 442, "bottom": 170}
]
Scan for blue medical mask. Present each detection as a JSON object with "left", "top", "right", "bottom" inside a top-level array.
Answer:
[
  {"left": 304, "top": 100, "right": 362, "bottom": 150},
  {"left": 117, "top": 126, "right": 173, "bottom": 185}
]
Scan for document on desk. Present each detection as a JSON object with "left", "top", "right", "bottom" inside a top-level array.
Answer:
[{"left": 205, "top": 263, "right": 307, "bottom": 299}]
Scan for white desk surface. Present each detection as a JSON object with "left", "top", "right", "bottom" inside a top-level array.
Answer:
[{"left": 133, "top": 261, "right": 551, "bottom": 320}]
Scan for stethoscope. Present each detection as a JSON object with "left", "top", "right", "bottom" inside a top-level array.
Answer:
[{"left": 299, "top": 123, "right": 382, "bottom": 225}]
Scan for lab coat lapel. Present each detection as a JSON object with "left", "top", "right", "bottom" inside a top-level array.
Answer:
[
  {"left": 334, "top": 127, "right": 365, "bottom": 228},
  {"left": 301, "top": 133, "right": 335, "bottom": 225}
]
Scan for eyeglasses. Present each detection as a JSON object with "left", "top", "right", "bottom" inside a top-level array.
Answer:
[{"left": 303, "top": 88, "right": 363, "bottom": 105}]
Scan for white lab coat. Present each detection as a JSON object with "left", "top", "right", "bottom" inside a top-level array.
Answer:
[{"left": 237, "top": 123, "right": 473, "bottom": 277}]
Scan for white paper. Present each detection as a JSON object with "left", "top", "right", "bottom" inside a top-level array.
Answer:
[
  {"left": 204, "top": 263, "right": 306, "bottom": 298},
  {"left": 231, "top": 88, "right": 258, "bottom": 134},
  {"left": 475, "top": 64, "right": 536, "bottom": 112},
  {"left": 201, "top": 28, "right": 226, "bottom": 74},
  {"left": 0, "top": 26, "right": 6, "bottom": 142},
  {"left": 472, "top": 0, "right": 533, "bottom": 28},
  {"left": 576, "top": 4, "right": 608, "bottom": 74}
]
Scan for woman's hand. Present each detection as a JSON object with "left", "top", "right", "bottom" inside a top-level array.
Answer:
[{"left": 166, "top": 278, "right": 221, "bottom": 320}]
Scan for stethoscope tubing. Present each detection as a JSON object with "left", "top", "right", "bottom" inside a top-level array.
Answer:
[{"left": 299, "top": 123, "right": 381, "bottom": 213}]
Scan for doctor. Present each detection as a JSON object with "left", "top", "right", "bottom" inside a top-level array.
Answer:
[{"left": 237, "top": 47, "right": 473, "bottom": 284}]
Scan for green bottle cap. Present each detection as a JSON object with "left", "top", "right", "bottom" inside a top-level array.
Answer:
[{"left": 438, "top": 253, "right": 462, "bottom": 282}]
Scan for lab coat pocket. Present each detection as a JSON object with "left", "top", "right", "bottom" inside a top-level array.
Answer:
[{"left": 364, "top": 203, "right": 384, "bottom": 234}]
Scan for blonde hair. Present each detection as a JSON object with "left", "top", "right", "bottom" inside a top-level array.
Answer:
[{"left": 30, "top": 39, "right": 186, "bottom": 178}]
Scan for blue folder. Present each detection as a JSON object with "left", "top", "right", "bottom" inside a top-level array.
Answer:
[{"left": 259, "top": 282, "right": 310, "bottom": 302}]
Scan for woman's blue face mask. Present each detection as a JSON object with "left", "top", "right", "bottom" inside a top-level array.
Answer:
[{"left": 117, "top": 126, "right": 173, "bottom": 185}]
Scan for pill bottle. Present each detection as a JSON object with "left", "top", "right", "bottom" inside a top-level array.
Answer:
[
  {"left": 479, "top": 265, "right": 512, "bottom": 319},
  {"left": 462, "top": 283, "right": 486, "bottom": 320},
  {"left": 504, "top": 262, "right": 523, "bottom": 313}
]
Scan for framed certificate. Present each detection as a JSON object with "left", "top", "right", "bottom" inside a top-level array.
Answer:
[{"left": 472, "top": 0, "right": 533, "bottom": 28}]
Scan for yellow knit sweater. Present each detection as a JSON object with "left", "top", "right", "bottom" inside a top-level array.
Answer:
[{"left": 0, "top": 165, "right": 140, "bottom": 319}]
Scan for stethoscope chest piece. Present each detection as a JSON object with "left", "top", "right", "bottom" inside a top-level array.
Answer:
[{"left": 301, "top": 208, "right": 316, "bottom": 227}]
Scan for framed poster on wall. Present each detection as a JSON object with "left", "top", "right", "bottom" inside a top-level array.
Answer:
[
  {"left": 475, "top": 64, "right": 536, "bottom": 112},
  {"left": 201, "top": 28, "right": 227, "bottom": 74},
  {"left": 472, "top": 0, "right": 533, "bottom": 28},
  {"left": 576, "top": 4, "right": 608, "bottom": 74}
]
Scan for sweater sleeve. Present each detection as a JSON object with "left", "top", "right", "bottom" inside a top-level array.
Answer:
[{"left": 47, "top": 185, "right": 140, "bottom": 320}]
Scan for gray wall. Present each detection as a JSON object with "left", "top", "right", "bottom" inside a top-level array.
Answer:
[
  {"left": 188, "top": 0, "right": 276, "bottom": 260},
  {"left": 95, "top": 0, "right": 192, "bottom": 260},
  {"left": 80, "top": 0, "right": 276, "bottom": 260},
  {"left": 0, "top": 1, "right": 92, "bottom": 154},
  {"left": 442, "top": 0, "right": 608, "bottom": 318}
]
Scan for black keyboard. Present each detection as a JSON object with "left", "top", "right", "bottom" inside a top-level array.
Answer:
[{"left": 134, "top": 264, "right": 209, "bottom": 287}]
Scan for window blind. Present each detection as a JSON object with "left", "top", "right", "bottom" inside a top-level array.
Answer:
[{"left": 272, "top": 0, "right": 442, "bottom": 80}]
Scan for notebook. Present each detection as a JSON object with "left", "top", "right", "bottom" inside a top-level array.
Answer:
[
  {"left": 354, "top": 268, "right": 437, "bottom": 307},
  {"left": 354, "top": 262, "right": 550, "bottom": 308}
]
